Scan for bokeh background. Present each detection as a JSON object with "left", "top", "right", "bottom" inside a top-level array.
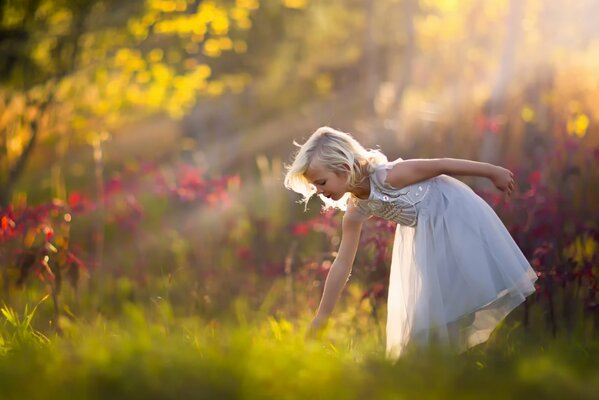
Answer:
[{"left": 1, "top": 0, "right": 598, "bottom": 398}]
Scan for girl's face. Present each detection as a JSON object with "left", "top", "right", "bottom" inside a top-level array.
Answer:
[{"left": 304, "top": 160, "right": 349, "bottom": 201}]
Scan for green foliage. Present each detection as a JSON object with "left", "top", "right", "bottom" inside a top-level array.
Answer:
[
  {"left": 0, "top": 295, "right": 50, "bottom": 352},
  {"left": 0, "top": 302, "right": 596, "bottom": 399}
]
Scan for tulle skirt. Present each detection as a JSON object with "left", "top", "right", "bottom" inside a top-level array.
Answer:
[{"left": 385, "top": 174, "right": 538, "bottom": 361}]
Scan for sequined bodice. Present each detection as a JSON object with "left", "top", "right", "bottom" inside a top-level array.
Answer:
[{"left": 354, "top": 163, "right": 432, "bottom": 226}]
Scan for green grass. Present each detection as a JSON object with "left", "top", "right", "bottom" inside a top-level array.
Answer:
[{"left": 0, "top": 297, "right": 598, "bottom": 400}]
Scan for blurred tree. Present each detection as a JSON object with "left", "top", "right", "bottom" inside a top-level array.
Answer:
[
  {"left": 0, "top": 0, "right": 114, "bottom": 206},
  {"left": 0, "top": 0, "right": 257, "bottom": 206}
]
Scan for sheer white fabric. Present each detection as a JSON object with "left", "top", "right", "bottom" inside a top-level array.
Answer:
[{"left": 354, "top": 162, "right": 538, "bottom": 360}]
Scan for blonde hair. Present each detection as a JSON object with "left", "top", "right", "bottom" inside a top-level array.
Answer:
[{"left": 283, "top": 126, "right": 387, "bottom": 211}]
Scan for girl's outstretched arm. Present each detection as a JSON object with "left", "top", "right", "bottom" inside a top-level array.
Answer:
[
  {"left": 385, "top": 158, "right": 515, "bottom": 195},
  {"left": 307, "top": 204, "right": 366, "bottom": 337}
]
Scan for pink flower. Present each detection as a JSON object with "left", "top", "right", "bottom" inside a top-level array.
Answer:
[{"left": 528, "top": 170, "right": 542, "bottom": 187}]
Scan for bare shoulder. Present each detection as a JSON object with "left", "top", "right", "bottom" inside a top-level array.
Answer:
[{"left": 385, "top": 158, "right": 443, "bottom": 189}]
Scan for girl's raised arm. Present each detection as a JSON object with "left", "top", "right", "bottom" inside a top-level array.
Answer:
[{"left": 385, "top": 158, "right": 515, "bottom": 195}]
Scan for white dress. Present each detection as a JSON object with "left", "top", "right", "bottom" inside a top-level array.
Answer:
[{"left": 353, "top": 160, "right": 538, "bottom": 361}]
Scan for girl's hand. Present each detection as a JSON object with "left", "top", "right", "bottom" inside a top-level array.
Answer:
[
  {"left": 490, "top": 165, "right": 516, "bottom": 196},
  {"left": 305, "top": 316, "right": 328, "bottom": 341}
]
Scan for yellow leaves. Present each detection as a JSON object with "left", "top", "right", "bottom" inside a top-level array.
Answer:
[
  {"left": 113, "top": 48, "right": 146, "bottom": 73},
  {"left": 31, "top": 37, "right": 57, "bottom": 67},
  {"left": 154, "top": 20, "right": 177, "bottom": 35},
  {"left": 148, "top": 49, "right": 164, "bottom": 63},
  {"left": 230, "top": 7, "right": 252, "bottom": 30},
  {"left": 106, "top": 76, "right": 128, "bottom": 98},
  {"left": 283, "top": 0, "right": 309, "bottom": 10},
  {"left": 114, "top": 48, "right": 131, "bottom": 66},
  {"left": 154, "top": 5, "right": 231, "bottom": 38},
  {"left": 56, "top": 77, "right": 75, "bottom": 101},
  {"left": 203, "top": 37, "right": 236, "bottom": 57},
  {"left": 80, "top": 33, "right": 96, "bottom": 51},
  {"left": 136, "top": 71, "right": 151, "bottom": 84},
  {"left": 126, "top": 84, "right": 144, "bottom": 104},
  {"left": 183, "top": 58, "right": 199, "bottom": 69},
  {"left": 566, "top": 101, "right": 590, "bottom": 137},
  {"left": 205, "top": 81, "right": 225, "bottom": 97},
  {"left": 210, "top": 14, "right": 230, "bottom": 36},
  {"left": 185, "top": 42, "right": 200, "bottom": 54},
  {"left": 172, "top": 76, "right": 189, "bottom": 92},
  {"left": 2, "top": 4, "right": 25, "bottom": 27},
  {"left": 158, "top": 14, "right": 206, "bottom": 37},
  {"left": 315, "top": 73, "right": 332, "bottom": 95},
  {"left": 224, "top": 74, "right": 251, "bottom": 94},
  {"left": 236, "top": 0, "right": 259, "bottom": 10},
  {"left": 521, "top": 106, "right": 535, "bottom": 123},
  {"left": 235, "top": 16, "right": 252, "bottom": 30},
  {"left": 71, "top": 116, "right": 87, "bottom": 130},
  {"left": 128, "top": 19, "right": 149, "bottom": 40},
  {"left": 166, "top": 103, "right": 185, "bottom": 120},
  {"left": 564, "top": 235, "right": 597, "bottom": 264},
  {"left": 234, "top": 41, "right": 247, "bottom": 53},
  {"left": 567, "top": 114, "right": 590, "bottom": 138},
  {"left": 195, "top": 64, "right": 212, "bottom": 80},
  {"left": 147, "top": 85, "right": 167, "bottom": 109},
  {"left": 6, "top": 0, "right": 254, "bottom": 131},
  {"left": 7, "top": 126, "right": 28, "bottom": 155},
  {"left": 218, "top": 37, "right": 233, "bottom": 51},
  {"left": 47, "top": 8, "right": 73, "bottom": 35},
  {"left": 150, "top": 63, "right": 173, "bottom": 84},
  {"left": 85, "top": 131, "right": 111, "bottom": 147},
  {"left": 190, "top": 32, "right": 206, "bottom": 42},
  {"left": 149, "top": 0, "right": 187, "bottom": 13},
  {"left": 203, "top": 39, "right": 222, "bottom": 57},
  {"left": 93, "top": 100, "right": 112, "bottom": 116},
  {"left": 167, "top": 69, "right": 215, "bottom": 118},
  {"left": 194, "top": 2, "right": 229, "bottom": 35}
]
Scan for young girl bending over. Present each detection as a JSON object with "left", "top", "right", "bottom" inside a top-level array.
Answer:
[{"left": 284, "top": 126, "right": 537, "bottom": 360}]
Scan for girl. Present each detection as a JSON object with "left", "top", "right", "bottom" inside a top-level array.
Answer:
[{"left": 284, "top": 126, "right": 538, "bottom": 361}]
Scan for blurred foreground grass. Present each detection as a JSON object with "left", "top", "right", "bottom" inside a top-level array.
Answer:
[{"left": 0, "top": 298, "right": 598, "bottom": 400}]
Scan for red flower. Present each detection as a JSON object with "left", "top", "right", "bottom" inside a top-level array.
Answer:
[
  {"left": 236, "top": 246, "right": 252, "bottom": 260},
  {"left": 104, "top": 176, "right": 123, "bottom": 197},
  {"left": 68, "top": 192, "right": 81, "bottom": 207},
  {"left": 1, "top": 215, "right": 15, "bottom": 232},
  {"left": 528, "top": 170, "right": 542, "bottom": 187},
  {"left": 292, "top": 223, "right": 311, "bottom": 236},
  {"left": 44, "top": 226, "right": 54, "bottom": 241},
  {"left": 360, "top": 283, "right": 387, "bottom": 301}
]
